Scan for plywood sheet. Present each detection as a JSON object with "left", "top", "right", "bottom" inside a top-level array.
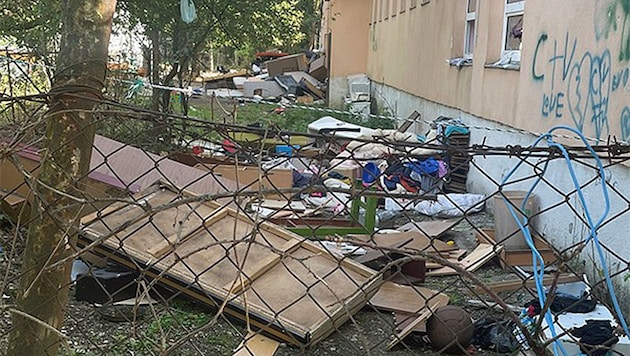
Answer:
[
  {"left": 80, "top": 183, "right": 380, "bottom": 346},
  {"left": 398, "top": 219, "right": 459, "bottom": 238},
  {"left": 369, "top": 281, "right": 448, "bottom": 315}
]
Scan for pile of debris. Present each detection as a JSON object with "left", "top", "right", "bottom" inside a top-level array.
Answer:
[
  {"left": 4, "top": 113, "right": 630, "bottom": 355},
  {"left": 196, "top": 50, "right": 327, "bottom": 104},
  {"left": 243, "top": 51, "right": 327, "bottom": 104}
]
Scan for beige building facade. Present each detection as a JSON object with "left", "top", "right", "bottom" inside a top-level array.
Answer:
[
  {"left": 324, "top": 0, "right": 630, "bottom": 143},
  {"left": 322, "top": 0, "right": 630, "bottom": 316}
]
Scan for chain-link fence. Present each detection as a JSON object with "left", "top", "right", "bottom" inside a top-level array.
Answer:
[{"left": 1, "top": 55, "right": 630, "bottom": 355}]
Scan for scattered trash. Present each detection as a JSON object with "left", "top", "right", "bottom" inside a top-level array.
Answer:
[{"left": 472, "top": 316, "right": 521, "bottom": 354}]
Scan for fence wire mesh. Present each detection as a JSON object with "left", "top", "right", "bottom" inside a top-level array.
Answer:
[{"left": 1, "top": 56, "right": 630, "bottom": 356}]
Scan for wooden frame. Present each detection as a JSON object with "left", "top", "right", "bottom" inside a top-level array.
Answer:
[{"left": 79, "top": 182, "right": 381, "bottom": 346}]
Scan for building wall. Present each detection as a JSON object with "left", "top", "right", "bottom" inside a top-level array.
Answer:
[
  {"left": 372, "top": 80, "right": 630, "bottom": 316},
  {"left": 369, "top": 2, "right": 630, "bottom": 298},
  {"left": 367, "top": 0, "right": 630, "bottom": 142},
  {"left": 322, "top": 0, "right": 371, "bottom": 107}
]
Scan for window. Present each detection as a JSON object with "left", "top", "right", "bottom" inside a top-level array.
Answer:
[
  {"left": 410, "top": 0, "right": 417, "bottom": 10},
  {"left": 400, "top": 0, "right": 406, "bottom": 14},
  {"left": 392, "top": 0, "right": 397, "bottom": 17},
  {"left": 384, "top": 0, "right": 389, "bottom": 20},
  {"left": 502, "top": 0, "right": 524, "bottom": 62},
  {"left": 464, "top": 0, "right": 476, "bottom": 58}
]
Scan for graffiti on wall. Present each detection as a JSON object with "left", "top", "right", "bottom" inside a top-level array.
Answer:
[
  {"left": 622, "top": 106, "right": 630, "bottom": 141},
  {"left": 532, "top": 33, "right": 614, "bottom": 140},
  {"left": 594, "top": 0, "right": 630, "bottom": 62},
  {"left": 531, "top": 1, "right": 630, "bottom": 142}
]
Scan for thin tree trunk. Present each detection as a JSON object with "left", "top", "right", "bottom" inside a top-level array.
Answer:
[{"left": 7, "top": 1, "right": 116, "bottom": 355}]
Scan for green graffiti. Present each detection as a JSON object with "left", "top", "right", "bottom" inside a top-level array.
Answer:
[{"left": 596, "top": 0, "right": 630, "bottom": 61}]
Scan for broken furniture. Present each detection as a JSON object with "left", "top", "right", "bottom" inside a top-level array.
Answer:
[
  {"left": 265, "top": 53, "right": 308, "bottom": 77},
  {"left": 477, "top": 229, "right": 556, "bottom": 269},
  {"left": 79, "top": 182, "right": 381, "bottom": 347}
]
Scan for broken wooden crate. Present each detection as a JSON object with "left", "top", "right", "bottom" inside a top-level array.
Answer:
[
  {"left": 477, "top": 229, "right": 556, "bottom": 268},
  {"left": 79, "top": 182, "right": 381, "bottom": 347}
]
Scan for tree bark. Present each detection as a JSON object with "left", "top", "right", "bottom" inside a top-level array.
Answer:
[{"left": 7, "top": 1, "right": 117, "bottom": 355}]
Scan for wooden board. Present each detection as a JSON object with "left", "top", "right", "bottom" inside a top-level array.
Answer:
[
  {"left": 397, "top": 219, "right": 459, "bottom": 238},
  {"left": 350, "top": 231, "right": 457, "bottom": 254},
  {"left": 395, "top": 312, "right": 426, "bottom": 333},
  {"left": 386, "top": 292, "right": 449, "bottom": 350},
  {"left": 80, "top": 182, "right": 381, "bottom": 347},
  {"left": 472, "top": 274, "right": 582, "bottom": 295},
  {"left": 369, "top": 281, "right": 448, "bottom": 315},
  {"left": 195, "top": 164, "right": 293, "bottom": 198},
  {"left": 426, "top": 243, "right": 502, "bottom": 277},
  {"left": 233, "top": 332, "right": 279, "bottom": 356}
]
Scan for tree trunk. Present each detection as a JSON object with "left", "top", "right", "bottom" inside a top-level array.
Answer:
[{"left": 7, "top": 1, "right": 116, "bottom": 355}]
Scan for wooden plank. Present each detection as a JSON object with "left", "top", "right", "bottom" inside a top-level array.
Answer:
[
  {"left": 472, "top": 274, "right": 582, "bottom": 295},
  {"left": 448, "top": 249, "right": 468, "bottom": 260},
  {"left": 386, "top": 293, "right": 449, "bottom": 350},
  {"left": 395, "top": 312, "right": 426, "bottom": 333},
  {"left": 397, "top": 219, "right": 459, "bottom": 238},
  {"left": 299, "top": 78, "right": 325, "bottom": 100},
  {"left": 350, "top": 231, "right": 456, "bottom": 254},
  {"left": 500, "top": 248, "right": 557, "bottom": 268},
  {"left": 196, "top": 164, "right": 293, "bottom": 196},
  {"left": 233, "top": 332, "right": 279, "bottom": 356},
  {"left": 1, "top": 191, "right": 26, "bottom": 206},
  {"left": 426, "top": 243, "right": 502, "bottom": 277},
  {"left": 397, "top": 111, "right": 420, "bottom": 133},
  {"left": 369, "top": 281, "right": 448, "bottom": 315}
]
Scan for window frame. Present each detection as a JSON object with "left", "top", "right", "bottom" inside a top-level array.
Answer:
[
  {"left": 464, "top": 0, "right": 477, "bottom": 59},
  {"left": 501, "top": 0, "right": 524, "bottom": 63}
]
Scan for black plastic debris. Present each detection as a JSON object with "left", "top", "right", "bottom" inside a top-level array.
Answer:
[
  {"left": 471, "top": 316, "right": 520, "bottom": 354},
  {"left": 570, "top": 320, "right": 619, "bottom": 356},
  {"left": 75, "top": 264, "right": 140, "bottom": 305}
]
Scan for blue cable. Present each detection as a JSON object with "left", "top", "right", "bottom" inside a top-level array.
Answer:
[
  {"left": 500, "top": 125, "right": 630, "bottom": 355},
  {"left": 500, "top": 134, "right": 567, "bottom": 356}
]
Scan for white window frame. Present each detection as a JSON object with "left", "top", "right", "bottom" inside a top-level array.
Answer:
[
  {"left": 501, "top": 0, "right": 524, "bottom": 63},
  {"left": 464, "top": 0, "right": 476, "bottom": 59}
]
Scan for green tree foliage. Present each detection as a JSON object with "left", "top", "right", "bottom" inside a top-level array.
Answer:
[{"left": 1, "top": 0, "right": 319, "bottom": 73}]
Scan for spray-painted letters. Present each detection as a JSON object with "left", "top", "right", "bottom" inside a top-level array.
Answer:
[{"left": 533, "top": 33, "right": 614, "bottom": 139}]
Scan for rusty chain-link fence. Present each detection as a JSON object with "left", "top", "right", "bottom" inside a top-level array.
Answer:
[{"left": 1, "top": 55, "right": 630, "bottom": 355}]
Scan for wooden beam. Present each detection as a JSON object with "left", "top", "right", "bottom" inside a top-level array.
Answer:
[{"left": 472, "top": 274, "right": 582, "bottom": 295}]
